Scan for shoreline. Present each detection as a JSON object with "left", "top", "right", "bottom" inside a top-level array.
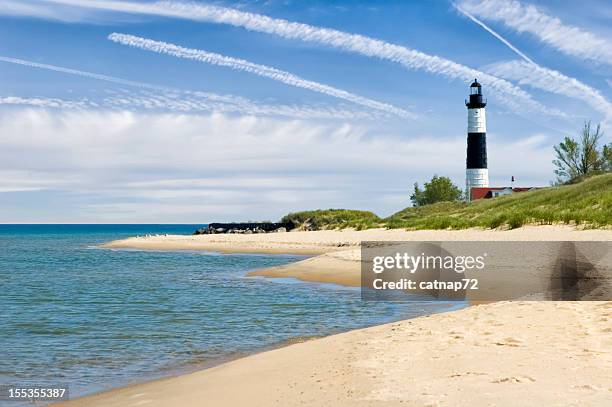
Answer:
[
  {"left": 56, "top": 301, "right": 465, "bottom": 406},
  {"left": 64, "top": 332, "right": 329, "bottom": 405},
  {"left": 56, "top": 226, "right": 612, "bottom": 406},
  {"left": 54, "top": 300, "right": 611, "bottom": 407},
  {"left": 103, "top": 226, "right": 612, "bottom": 287}
]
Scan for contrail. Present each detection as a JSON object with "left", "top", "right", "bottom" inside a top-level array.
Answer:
[
  {"left": 453, "top": 4, "right": 535, "bottom": 65},
  {"left": 0, "top": 55, "right": 376, "bottom": 119},
  {"left": 486, "top": 61, "right": 612, "bottom": 117},
  {"left": 0, "top": 55, "right": 251, "bottom": 110},
  {"left": 457, "top": 0, "right": 612, "bottom": 66},
  {"left": 36, "top": 0, "right": 562, "bottom": 118},
  {"left": 0, "top": 55, "right": 176, "bottom": 92},
  {"left": 108, "top": 33, "right": 415, "bottom": 119},
  {"left": 451, "top": 5, "right": 611, "bottom": 117}
]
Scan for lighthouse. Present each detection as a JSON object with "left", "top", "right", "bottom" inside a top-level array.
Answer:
[{"left": 465, "top": 79, "right": 488, "bottom": 200}]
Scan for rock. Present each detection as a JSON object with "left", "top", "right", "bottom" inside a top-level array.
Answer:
[
  {"left": 193, "top": 222, "right": 294, "bottom": 235},
  {"left": 193, "top": 227, "right": 210, "bottom": 235}
]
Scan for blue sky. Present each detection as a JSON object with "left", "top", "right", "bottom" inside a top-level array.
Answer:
[{"left": 0, "top": 0, "right": 610, "bottom": 223}]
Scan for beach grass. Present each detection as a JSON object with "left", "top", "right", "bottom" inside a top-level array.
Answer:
[
  {"left": 281, "top": 209, "right": 383, "bottom": 231},
  {"left": 283, "top": 173, "right": 612, "bottom": 230}
]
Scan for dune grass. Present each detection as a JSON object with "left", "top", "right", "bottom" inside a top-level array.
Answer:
[
  {"left": 282, "top": 174, "right": 612, "bottom": 230},
  {"left": 387, "top": 173, "right": 611, "bottom": 229},
  {"left": 281, "top": 209, "right": 382, "bottom": 231}
]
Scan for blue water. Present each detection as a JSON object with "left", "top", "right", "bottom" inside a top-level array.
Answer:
[{"left": 0, "top": 225, "right": 462, "bottom": 401}]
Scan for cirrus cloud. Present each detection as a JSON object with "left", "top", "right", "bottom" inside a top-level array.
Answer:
[
  {"left": 0, "top": 107, "right": 555, "bottom": 222},
  {"left": 6, "top": 0, "right": 564, "bottom": 118},
  {"left": 457, "top": 0, "right": 612, "bottom": 66}
]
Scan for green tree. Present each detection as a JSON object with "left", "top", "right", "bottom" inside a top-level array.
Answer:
[
  {"left": 411, "top": 175, "right": 462, "bottom": 207},
  {"left": 603, "top": 143, "right": 612, "bottom": 172},
  {"left": 553, "top": 121, "right": 607, "bottom": 183}
]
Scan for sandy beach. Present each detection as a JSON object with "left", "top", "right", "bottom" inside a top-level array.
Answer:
[
  {"left": 56, "top": 300, "right": 611, "bottom": 407},
  {"left": 103, "top": 226, "right": 612, "bottom": 287},
  {"left": 103, "top": 226, "right": 612, "bottom": 254},
  {"left": 69, "top": 226, "right": 612, "bottom": 407}
]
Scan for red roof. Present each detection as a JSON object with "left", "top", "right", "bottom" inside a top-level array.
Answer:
[
  {"left": 470, "top": 187, "right": 537, "bottom": 200},
  {"left": 471, "top": 187, "right": 497, "bottom": 200}
]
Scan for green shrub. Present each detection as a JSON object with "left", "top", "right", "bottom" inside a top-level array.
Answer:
[
  {"left": 507, "top": 212, "right": 527, "bottom": 229},
  {"left": 281, "top": 209, "right": 381, "bottom": 230}
]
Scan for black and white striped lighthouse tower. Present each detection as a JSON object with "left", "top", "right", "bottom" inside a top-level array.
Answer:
[{"left": 465, "top": 79, "right": 488, "bottom": 200}]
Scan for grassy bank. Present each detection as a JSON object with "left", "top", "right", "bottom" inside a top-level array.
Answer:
[
  {"left": 283, "top": 173, "right": 612, "bottom": 230},
  {"left": 281, "top": 209, "right": 383, "bottom": 231}
]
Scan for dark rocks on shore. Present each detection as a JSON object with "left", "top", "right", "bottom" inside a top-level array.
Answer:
[{"left": 193, "top": 222, "right": 294, "bottom": 235}]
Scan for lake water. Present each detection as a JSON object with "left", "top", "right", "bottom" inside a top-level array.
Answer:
[{"left": 0, "top": 225, "right": 463, "bottom": 401}]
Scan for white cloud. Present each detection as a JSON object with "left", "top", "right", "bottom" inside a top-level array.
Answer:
[
  {"left": 486, "top": 60, "right": 612, "bottom": 118},
  {"left": 0, "top": 91, "right": 379, "bottom": 120},
  {"left": 0, "top": 95, "right": 95, "bottom": 109},
  {"left": 0, "top": 0, "right": 96, "bottom": 22},
  {"left": 0, "top": 108, "right": 555, "bottom": 222},
  {"left": 458, "top": 0, "right": 612, "bottom": 66},
  {"left": 9, "top": 0, "right": 563, "bottom": 118},
  {"left": 451, "top": 6, "right": 612, "bottom": 119},
  {"left": 0, "top": 170, "right": 84, "bottom": 192},
  {"left": 101, "top": 89, "right": 379, "bottom": 119},
  {"left": 108, "top": 33, "right": 415, "bottom": 118},
  {"left": 3, "top": 56, "right": 384, "bottom": 119}
]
